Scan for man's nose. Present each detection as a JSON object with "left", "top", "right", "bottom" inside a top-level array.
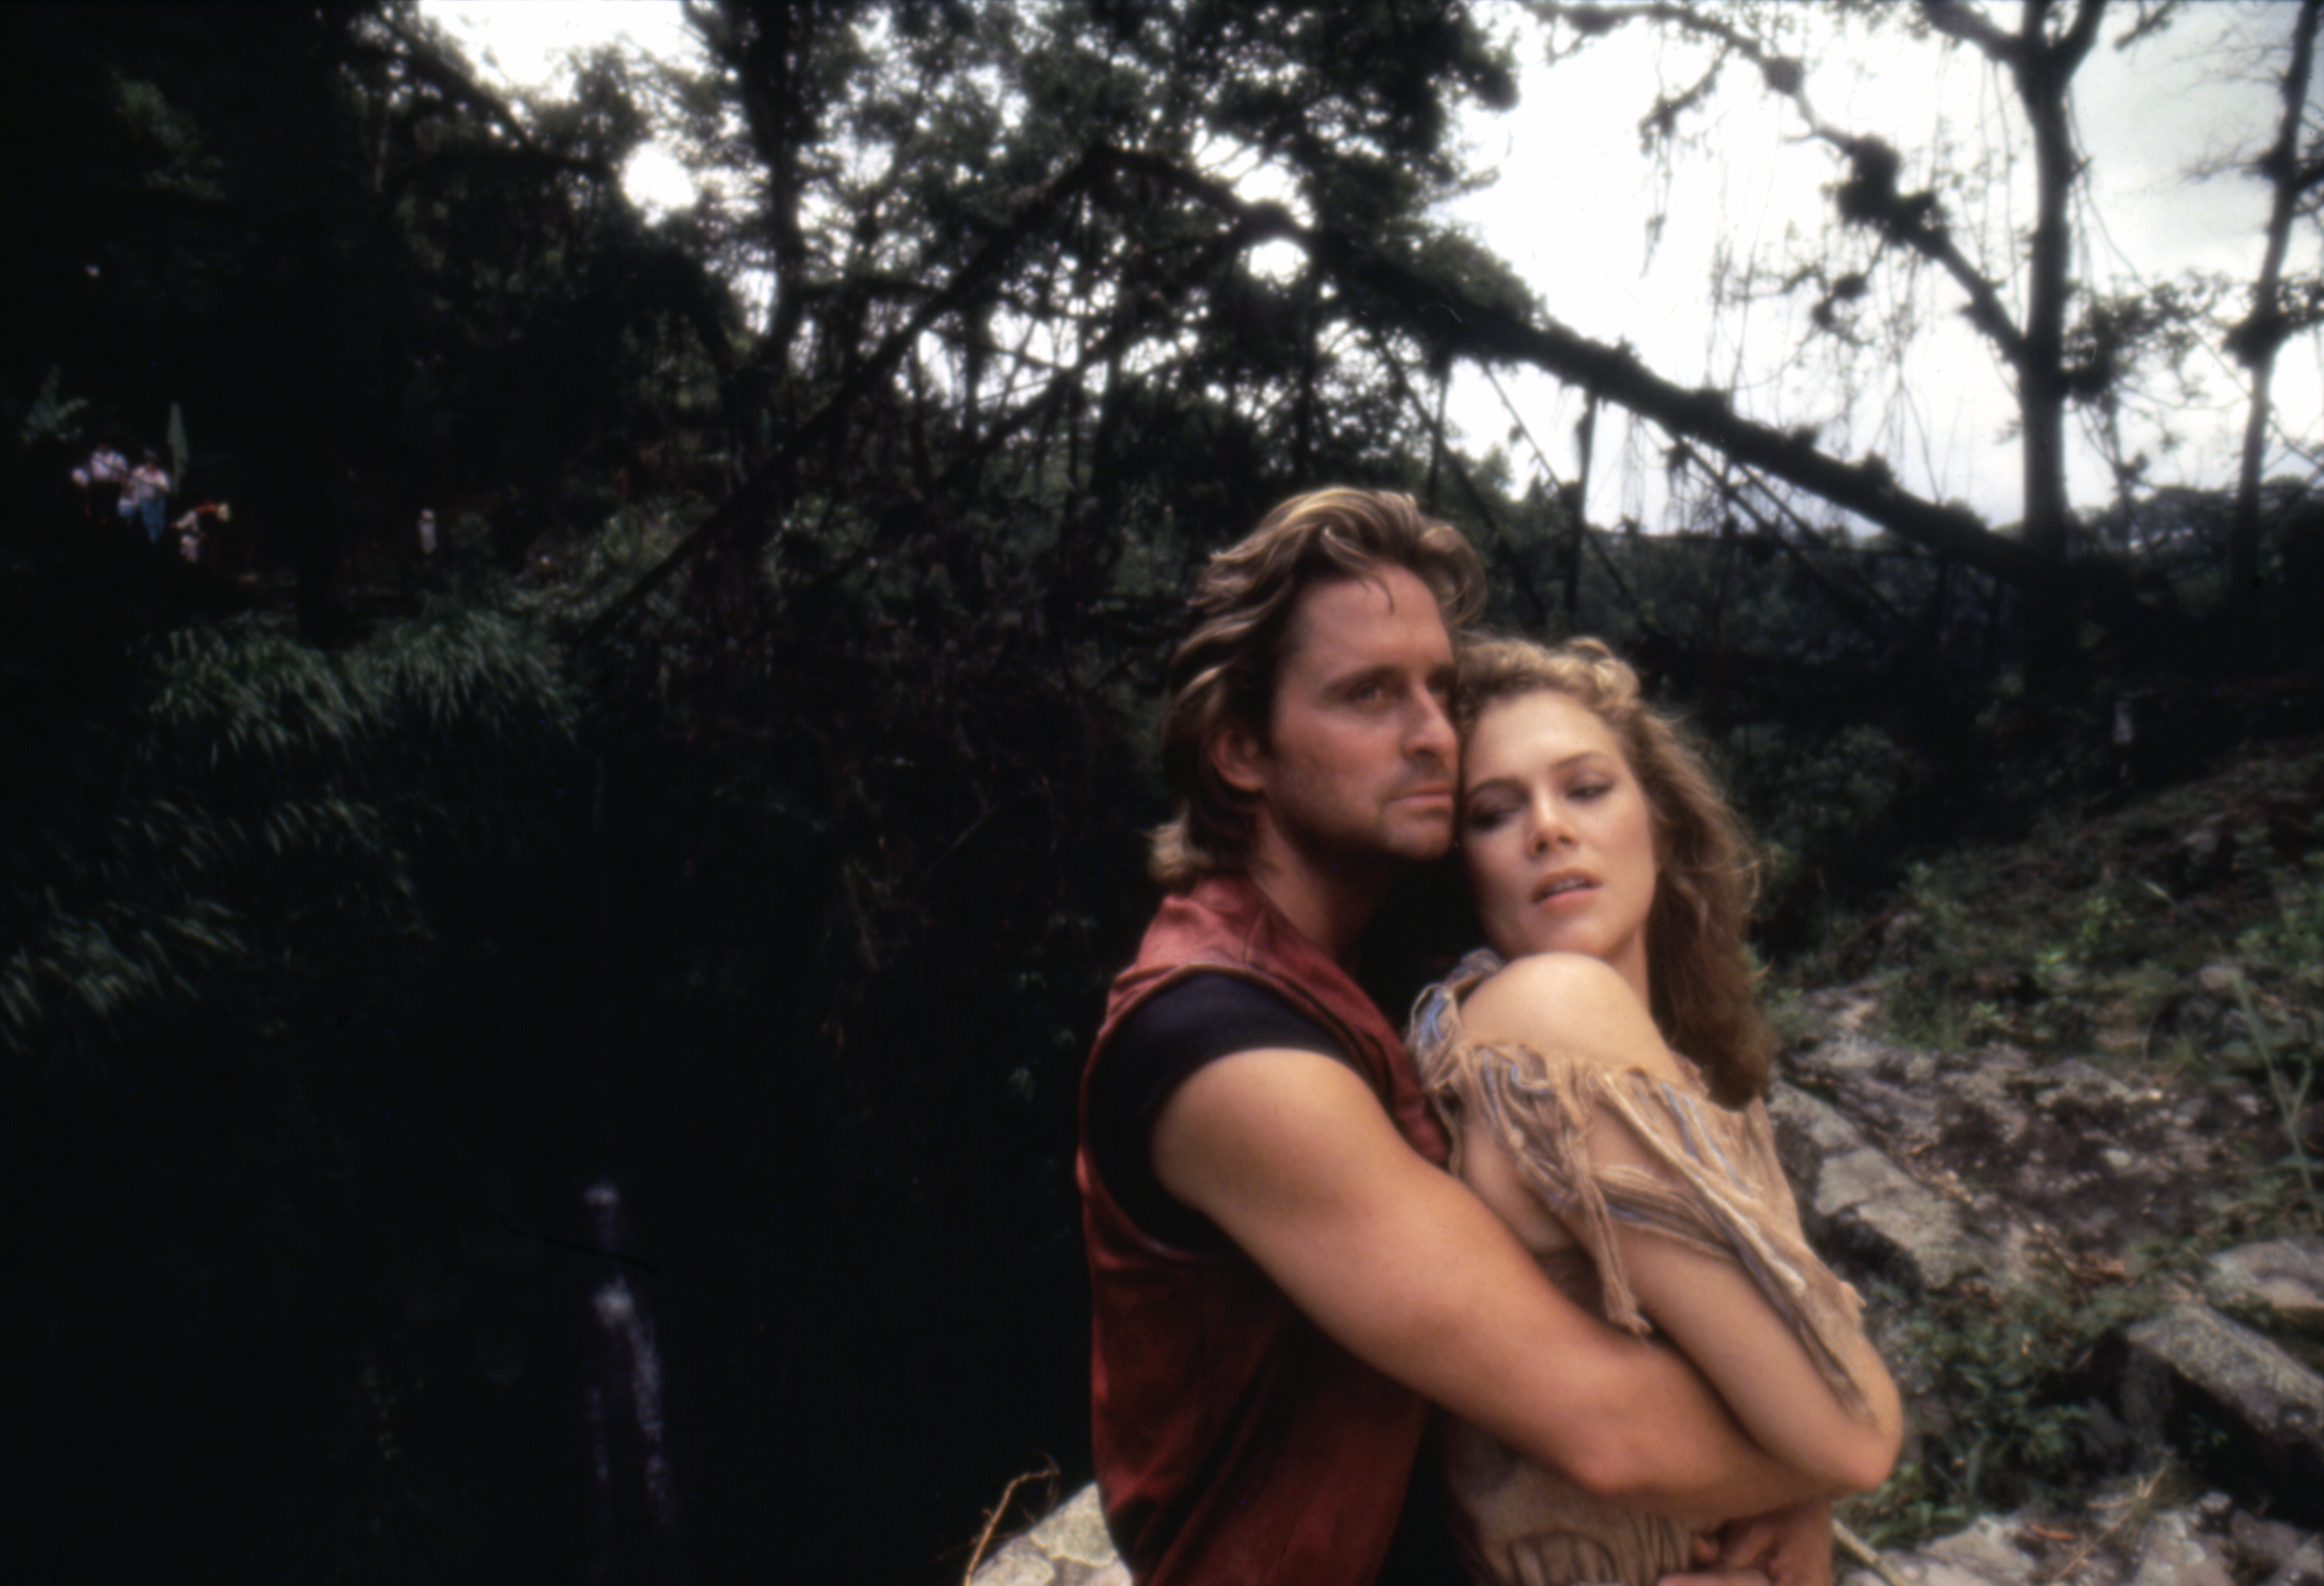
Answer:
[{"left": 1409, "top": 689, "right": 1457, "bottom": 764}]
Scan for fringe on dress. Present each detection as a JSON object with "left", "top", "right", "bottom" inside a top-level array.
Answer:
[{"left": 1406, "top": 949, "right": 1881, "bottom": 1586}]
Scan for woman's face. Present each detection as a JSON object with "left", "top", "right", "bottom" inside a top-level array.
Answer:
[{"left": 1460, "top": 689, "right": 1659, "bottom": 1003}]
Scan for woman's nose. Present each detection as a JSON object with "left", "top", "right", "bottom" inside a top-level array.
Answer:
[{"left": 1527, "top": 802, "right": 1569, "bottom": 854}]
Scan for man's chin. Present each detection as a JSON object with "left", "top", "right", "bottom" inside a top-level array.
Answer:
[{"left": 1383, "top": 816, "right": 1455, "bottom": 864}]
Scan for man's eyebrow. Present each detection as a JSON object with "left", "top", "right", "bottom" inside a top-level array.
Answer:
[{"left": 1327, "top": 663, "right": 1400, "bottom": 692}]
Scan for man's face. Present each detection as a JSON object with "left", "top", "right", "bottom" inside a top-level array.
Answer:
[{"left": 1217, "top": 566, "right": 1460, "bottom": 873}]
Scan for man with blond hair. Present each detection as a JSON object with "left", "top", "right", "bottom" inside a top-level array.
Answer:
[{"left": 1076, "top": 488, "right": 1836, "bottom": 1585}]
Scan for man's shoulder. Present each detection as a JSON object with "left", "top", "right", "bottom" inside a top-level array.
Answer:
[
  {"left": 1112, "top": 971, "right": 1342, "bottom": 1063},
  {"left": 1087, "top": 970, "right": 1352, "bottom": 1249}
]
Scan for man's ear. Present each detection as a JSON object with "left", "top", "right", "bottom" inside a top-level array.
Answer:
[{"left": 1207, "top": 720, "right": 1270, "bottom": 796}]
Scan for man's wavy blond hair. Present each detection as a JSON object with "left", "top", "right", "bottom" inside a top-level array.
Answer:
[
  {"left": 1149, "top": 488, "right": 1485, "bottom": 891},
  {"left": 1458, "top": 637, "right": 1773, "bottom": 1106}
]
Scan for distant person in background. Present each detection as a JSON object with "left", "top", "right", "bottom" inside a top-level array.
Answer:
[
  {"left": 417, "top": 508, "right": 438, "bottom": 561},
  {"left": 123, "top": 451, "right": 171, "bottom": 544},
  {"left": 72, "top": 443, "right": 127, "bottom": 521},
  {"left": 172, "top": 501, "right": 230, "bottom": 567}
]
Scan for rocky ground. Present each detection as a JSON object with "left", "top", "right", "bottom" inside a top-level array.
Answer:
[
  {"left": 1771, "top": 1003, "right": 2321, "bottom": 1586},
  {"left": 969, "top": 743, "right": 2324, "bottom": 1586}
]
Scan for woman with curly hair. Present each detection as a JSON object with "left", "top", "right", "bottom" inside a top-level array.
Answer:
[{"left": 1408, "top": 637, "right": 1902, "bottom": 1586}]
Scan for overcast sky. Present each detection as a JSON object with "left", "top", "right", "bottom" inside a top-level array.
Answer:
[
  {"left": 1444, "top": 3, "right": 2312, "bottom": 533},
  {"left": 420, "top": 0, "right": 2319, "bottom": 535}
]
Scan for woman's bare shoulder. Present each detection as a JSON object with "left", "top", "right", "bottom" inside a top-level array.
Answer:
[{"left": 1459, "top": 953, "right": 1687, "bottom": 1085}]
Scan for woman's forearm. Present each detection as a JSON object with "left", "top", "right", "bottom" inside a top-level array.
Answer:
[
  {"left": 1603, "top": 1182, "right": 1904, "bottom": 1493},
  {"left": 1458, "top": 955, "right": 1904, "bottom": 1496},
  {"left": 1465, "top": 1317, "right": 1856, "bottom": 1519}
]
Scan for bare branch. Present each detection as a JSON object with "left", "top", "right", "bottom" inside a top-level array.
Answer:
[
  {"left": 2054, "top": 0, "right": 2115, "bottom": 74},
  {"left": 580, "top": 144, "right": 1124, "bottom": 643},
  {"left": 1920, "top": 0, "right": 2022, "bottom": 66},
  {"left": 1524, "top": 2, "right": 1808, "bottom": 98},
  {"left": 1533, "top": 6, "right": 2028, "bottom": 370},
  {"left": 2112, "top": 1, "right": 2185, "bottom": 53},
  {"left": 1100, "top": 147, "right": 2074, "bottom": 592},
  {"left": 374, "top": 15, "right": 543, "bottom": 151}
]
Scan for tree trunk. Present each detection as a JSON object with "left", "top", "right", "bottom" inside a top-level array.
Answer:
[
  {"left": 2229, "top": 0, "right": 2324, "bottom": 634},
  {"left": 2017, "top": 55, "right": 2076, "bottom": 565}
]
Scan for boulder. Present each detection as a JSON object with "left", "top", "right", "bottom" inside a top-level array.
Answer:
[
  {"left": 2233, "top": 1513, "right": 2323, "bottom": 1583},
  {"left": 1785, "top": 1028, "right": 1949, "bottom": 1142},
  {"left": 1840, "top": 1498, "right": 2258, "bottom": 1586},
  {"left": 2120, "top": 1304, "right": 2324, "bottom": 1525},
  {"left": 2264, "top": 1536, "right": 2324, "bottom": 1586},
  {"left": 1768, "top": 1082, "right": 2002, "bottom": 1292},
  {"left": 2127, "top": 1506, "right": 2237, "bottom": 1586},
  {"left": 2206, "top": 1235, "right": 2324, "bottom": 1338},
  {"left": 2010, "top": 1057, "right": 2140, "bottom": 1127},
  {"left": 968, "top": 1483, "right": 1128, "bottom": 1586},
  {"left": 1838, "top": 1513, "right": 2037, "bottom": 1586}
]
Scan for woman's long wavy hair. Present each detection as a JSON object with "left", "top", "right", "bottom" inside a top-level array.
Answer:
[
  {"left": 1458, "top": 637, "right": 1773, "bottom": 1106},
  {"left": 1148, "top": 489, "right": 1485, "bottom": 890}
]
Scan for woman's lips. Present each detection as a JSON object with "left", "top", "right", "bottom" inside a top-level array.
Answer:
[{"left": 1533, "top": 872, "right": 1597, "bottom": 905}]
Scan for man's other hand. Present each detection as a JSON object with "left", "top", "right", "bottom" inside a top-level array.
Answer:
[{"left": 1660, "top": 1498, "right": 1833, "bottom": 1586}]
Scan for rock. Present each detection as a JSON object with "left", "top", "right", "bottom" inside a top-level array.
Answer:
[
  {"left": 1939, "top": 1045, "right": 2035, "bottom": 1151},
  {"left": 2233, "top": 1512, "right": 2319, "bottom": 1579},
  {"left": 1769, "top": 1082, "right": 2002, "bottom": 1292},
  {"left": 2127, "top": 1506, "right": 2236, "bottom": 1586},
  {"left": 1840, "top": 1500, "right": 2265, "bottom": 1586},
  {"left": 1838, "top": 1513, "right": 2038, "bottom": 1586},
  {"left": 1915, "top": 1515, "right": 2042, "bottom": 1585},
  {"left": 2178, "top": 819, "right": 2234, "bottom": 888},
  {"left": 2207, "top": 1236, "right": 2324, "bottom": 1337},
  {"left": 2077, "top": 1396, "right": 2139, "bottom": 1462},
  {"left": 968, "top": 1483, "right": 1128, "bottom": 1586},
  {"left": 1785, "top": 1030, "right": 1949, "bottom": 1142},
  {"left": 2196, "top": 963, "right": 2245, "bottom": 996},
  {"left": 2010, "top": 1057, "right": 2139, "bottom": 1126},
  {"left": 2265, "top": 1536, "right": 2324, "bottom": 1586},
  {"left": 2121, "top": 1304, "right": 2324, "bottom": 1525}
]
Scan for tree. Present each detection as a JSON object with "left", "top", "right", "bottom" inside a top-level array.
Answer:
[
  {"left": 1461, "top": 2, "right": 2232, "bottom": 625},
  {"left": 15, "top": 4, "right": 2321, "bottom": 1577},
  {"left": 2226, "top": 0, "right": 2324, "bottom": 627},
  {"left": 0, "top": 3, "right": 733, "bottom": 638}
]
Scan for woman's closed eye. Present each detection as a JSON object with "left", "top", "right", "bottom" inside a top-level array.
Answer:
[{"left": 1464, "top": 800, "right": 1515, "bottom": 832}]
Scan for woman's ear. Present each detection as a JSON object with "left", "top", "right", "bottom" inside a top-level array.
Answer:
[{"left": 1208, "top": 721, "right": 1270, "bottom": 796}]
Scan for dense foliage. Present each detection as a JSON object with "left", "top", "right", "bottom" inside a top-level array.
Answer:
[{"left": 3, "top": 2, "right": 2319, "bottom": 1580}]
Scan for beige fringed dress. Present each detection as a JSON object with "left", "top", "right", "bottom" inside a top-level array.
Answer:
[{"left": 1406, "top": 950, "right": 1879, "bottom": 1586}]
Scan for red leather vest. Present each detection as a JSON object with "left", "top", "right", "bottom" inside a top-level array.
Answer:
[{"left": 1077, "top": 875, "right": 1450, "bottom": 1585}]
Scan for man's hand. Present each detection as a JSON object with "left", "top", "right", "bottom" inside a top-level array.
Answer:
[
  {"left": 1661, "top": 1499, "right": 1833, "bottom": 1586},
  {"left": 1149, "top": 1048, "right": 1836, "bottom": 1519}
]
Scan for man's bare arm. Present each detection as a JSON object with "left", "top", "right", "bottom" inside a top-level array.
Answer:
[
  {"left": 1150, "top": 1048, "right": 1837, "bottom": 1520},
  {"left": 1461, "top": 955, "right": 1904, "bottom": 1496}
]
